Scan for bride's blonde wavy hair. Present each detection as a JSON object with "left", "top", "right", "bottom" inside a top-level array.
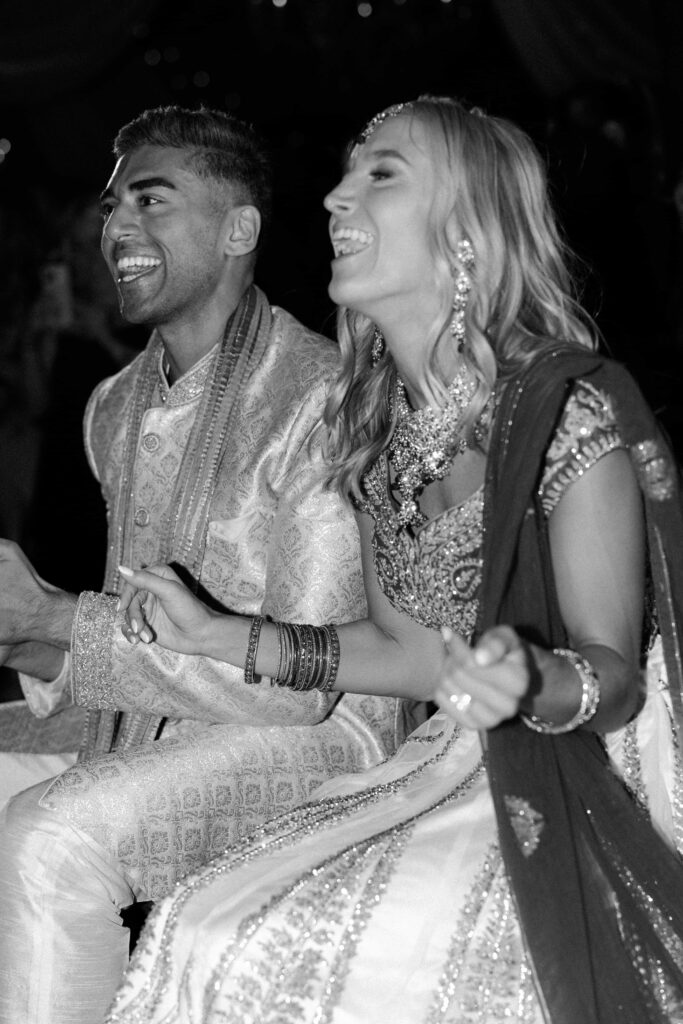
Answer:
[{"left": 323, "top": 94, "right": 599, "bottom": 502}]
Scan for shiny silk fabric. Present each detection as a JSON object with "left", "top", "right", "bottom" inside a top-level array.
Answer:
[
  {"left": 482, "top": 347, "right": 683, "bottom": 1023},
  {"left": 74, "top": 301, "right": 412, "bottom": 741},
  {"left": 36, "top": 302, "right": 417, "bottom": 897}
]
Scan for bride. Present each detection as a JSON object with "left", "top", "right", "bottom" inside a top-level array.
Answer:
[{"left": 106, "top": 95, "right": 683, "bottom": 1023}]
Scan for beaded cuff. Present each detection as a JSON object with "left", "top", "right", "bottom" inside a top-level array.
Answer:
[{"left": 71, "top": 591, "right": 119, "bottom": 709}]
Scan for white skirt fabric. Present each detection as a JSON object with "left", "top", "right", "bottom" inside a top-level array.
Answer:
[
  {"left": 105, "top": 711, "right": 541, "bottom": 1024},
  {"left": 106, "top": 639, "right": 680, "bottom": 1024}
]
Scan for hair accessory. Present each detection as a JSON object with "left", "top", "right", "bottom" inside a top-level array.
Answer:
[
  {"left": 521, "top": 648, "right": 600, "bottom": 734},
  {"left": 388, "top": 367, "right": 488, "bottom": 528},
  {"left": 450, "top": 239, "right": 475, "bottom": 353},
  {"left": 371, "top": 327, "right": 385, "bottom": 366},
  {"left": 359, "top": 102, "right": 409, "bottom": 142},
  {"left": 271, "top": 621, "right": 340, "bottom": 692},
  {"left": 244, "top": 615, "right": 264, "bottom": 685}
]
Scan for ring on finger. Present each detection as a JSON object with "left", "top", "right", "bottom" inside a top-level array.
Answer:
[{"left": 449, "top": 691, "right": 472, "bottom": 714}]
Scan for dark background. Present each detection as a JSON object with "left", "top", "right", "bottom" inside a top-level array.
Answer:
[{"left": 1, "top": 0, "right": 683, "bottom": 596}]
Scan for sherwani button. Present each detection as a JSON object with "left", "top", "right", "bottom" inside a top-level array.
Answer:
[
  {"left": 133, "top": 506, "right": 150, "bottom": 527},
  {"left": 142, "top": 433, "right": 161, "bottom": 452}
]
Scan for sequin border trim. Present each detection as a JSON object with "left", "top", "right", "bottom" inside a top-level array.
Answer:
[{"left": 630, "top": 439, "right": 676, "bottom": 502}]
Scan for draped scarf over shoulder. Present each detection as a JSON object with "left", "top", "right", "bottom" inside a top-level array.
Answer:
[
  {"left": 478, "top": 346, "right": 683, "bottom": 1023},
  {"left": 80, "top": 285, "right": 273, "bottom": 759}
]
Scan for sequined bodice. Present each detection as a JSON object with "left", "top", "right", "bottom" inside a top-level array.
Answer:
[
  {"left": 358, "top": 379, "right": 623, "bottom": 641},
  {"left": 359, "top": 455, "right": 484, "bottom": 638}
]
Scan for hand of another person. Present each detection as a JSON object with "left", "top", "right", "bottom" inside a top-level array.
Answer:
[
  {"left": 0, "top": 540, "right": 45, "bottom": 646},
  {"left": 118, "top": 564, "right": 218, "bottom": 656},
  {"left": 0, "top": 639, "right": 66, "bottom": 681},
  {"left": 0, "top": 539, "right": 74, "bottom": 648},
  {"left": 434, "top": 625, "right": 529, "bottom": 730}
]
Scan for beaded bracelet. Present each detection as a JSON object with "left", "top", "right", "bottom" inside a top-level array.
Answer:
[
  {"left": 521, "top": 647, "right": 600, "bottom": 734},
  {"left": 243, "top": 615, "right": 264, "bottom": 685},
  {"left": 321, "top": 624, "right": 341, "bottom": 692}
]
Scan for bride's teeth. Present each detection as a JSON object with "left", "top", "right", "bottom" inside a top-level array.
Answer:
[{"left": 332, "top": 227, "right": 373, "bottom": 256}]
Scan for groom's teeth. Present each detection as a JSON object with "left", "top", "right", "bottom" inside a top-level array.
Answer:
[{"left": 116, "top": 255, "right": 162, "bottom": 281}]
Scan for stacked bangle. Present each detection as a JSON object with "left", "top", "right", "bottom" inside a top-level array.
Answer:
[
  {"left": 243, "top": 615, "right": 264, "bottom": 685},
  {"left": 274, "top": 621, "right": 340, "bottom": 692},
  {"left": 521, "top": 647, "right": 600, "bottom": 734},
  {"left": 243, "top": 615, "right": 340, "bottom": 692}
]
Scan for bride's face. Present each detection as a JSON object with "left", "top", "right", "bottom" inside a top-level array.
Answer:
[{"left": 323, "top": 114, "right": 441, "bottom": 326}]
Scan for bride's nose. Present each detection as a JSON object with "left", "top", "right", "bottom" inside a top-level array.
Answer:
[{"left": 323, "top": 177, "right": 354, "bottom": 215}]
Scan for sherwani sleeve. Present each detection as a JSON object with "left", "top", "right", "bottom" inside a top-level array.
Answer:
[{"left": 70, "top": 380, "right": 366, "bottom": 728}]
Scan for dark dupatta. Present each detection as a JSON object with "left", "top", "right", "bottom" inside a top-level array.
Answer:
[{"left": 477, "top": 346, "right": 683, "bottom": 1023}]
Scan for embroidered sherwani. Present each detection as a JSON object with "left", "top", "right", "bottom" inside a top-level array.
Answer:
[
  {"left": 55, "top": 303, "right": 413, "bottom": 884},
  {"left": 0, "top": 302, "right": 418, "bottom": 1024}
]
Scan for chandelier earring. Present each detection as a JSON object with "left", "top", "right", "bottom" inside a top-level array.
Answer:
[
  {"left": 450, "top": 239, "right": 475, "bottom": 353},
  {"left": 371, "top": 326, "right": 385, "bottom": 366}
]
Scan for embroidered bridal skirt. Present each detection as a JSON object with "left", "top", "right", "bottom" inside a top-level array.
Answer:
[{"left": 106, "top": 637, "right": 680, "bottom": 1024}]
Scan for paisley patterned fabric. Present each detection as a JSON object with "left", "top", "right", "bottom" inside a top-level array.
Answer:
[
  {"left": 21, "top": 306, "right": 419, "bottom": 894},
  {"left": 39, "top": 697, "right": 406, "bottom": 899},
  {"left": 105, "top": 378, "right": 677, "bottom": 1024}
]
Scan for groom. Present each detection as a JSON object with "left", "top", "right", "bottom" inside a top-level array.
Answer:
[{"left": 0, "top": 105, "right": 418, "bottom": 1024}]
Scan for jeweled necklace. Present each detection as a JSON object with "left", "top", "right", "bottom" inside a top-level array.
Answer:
[{"left": 388, "top": 366, "right": 483, "bottom": 528}]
